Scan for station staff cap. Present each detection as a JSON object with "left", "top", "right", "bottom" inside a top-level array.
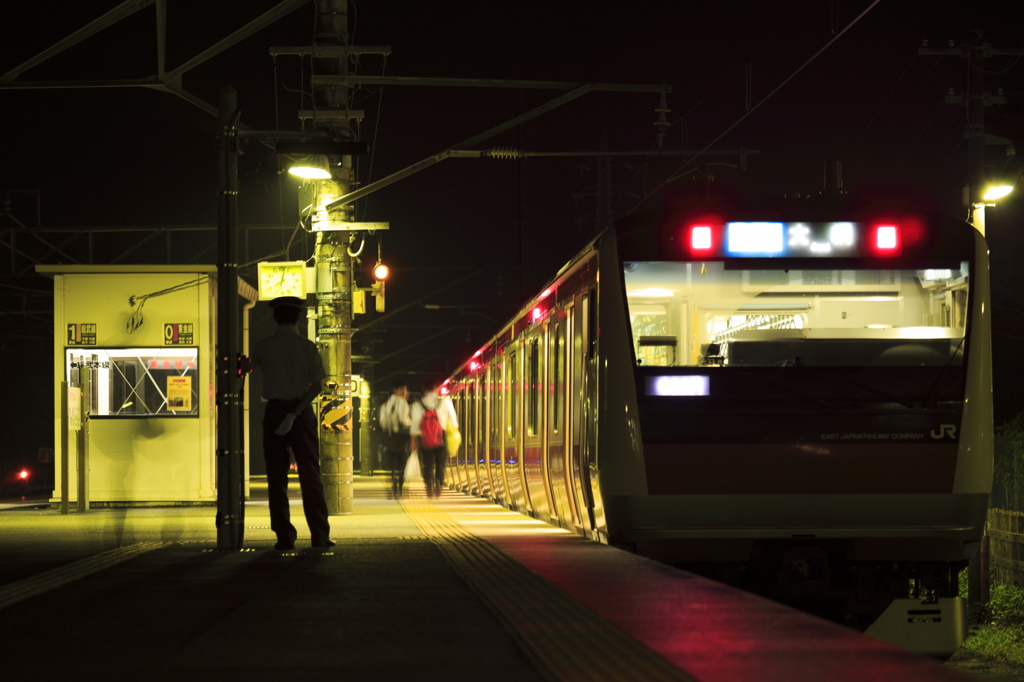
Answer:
[{"left": 269, "top": 296, "right": 305, "bottom": 309}]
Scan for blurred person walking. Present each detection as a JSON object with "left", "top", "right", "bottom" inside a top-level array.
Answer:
[
  {"left": 251, "top": 296, "right": 334, "bottom": 550},
  {"left": 410, "top": 376, "right": 458, "bottom": 498},
  {"left": 379, "top": 378, "right": 412, "bottom": 498}
]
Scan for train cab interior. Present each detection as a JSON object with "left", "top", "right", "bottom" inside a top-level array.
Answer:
[{"left": 623, "top": 261, "right": 970, "bottom": 371}]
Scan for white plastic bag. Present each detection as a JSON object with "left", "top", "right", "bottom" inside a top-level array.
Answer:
[{"left": 404, "top": 450, "right": 422, "bottom": 482}]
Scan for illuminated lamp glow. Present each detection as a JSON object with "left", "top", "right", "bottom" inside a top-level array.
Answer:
[
  {"left": 372, "top": 262, "right": 390, "bottom": 280},
  {"left": 19, "top": 470, "right": 28, "bottom": 479},
  {"left": 876, "top": 225, "right": 899, "bottom": 251},
  {"left": 468, "top": 360, "right": 480, "bottom": 372},
  {"left": 287, "top": 155, "right": 331, "bottom": 180},
  {"left": 538, "top": 286, "right": 554, "bottom": 300},
  {"left": 531, "top": 307, "right": 544, "bottom": 323},
  {"left": 726, "top": 222, "right": 784, "bottom": 254},
  {"left": 472, "top": 349, "right": 483, "bottom": 358},
  {"left": 646, "top": 375, "right": 710, "bottom": 397},
  {"left": 691, "top": 226, "right": 713, "bottom": 251},
  {"left": 983, "top": 185, "right": 1013, "bottom": 201},
  {"left": 627, "top": 288, "right": 675, "bottom": 298}
]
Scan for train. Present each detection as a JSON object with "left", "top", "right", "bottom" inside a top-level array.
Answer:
[{"left": 441, "top": 194, "right": 992, "bottom": 657}]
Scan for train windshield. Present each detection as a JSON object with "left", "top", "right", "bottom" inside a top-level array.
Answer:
[{"left": 623, "top": 262, "right": 968, "bottom": 368}]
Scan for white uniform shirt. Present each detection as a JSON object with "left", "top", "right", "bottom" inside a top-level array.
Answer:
[
  {"left": 410, "top": 392, "right": 458, "bottom": 436},
  {"left": 251, "top": 325, "right": 326, "bottom": 400},
  {"left": 379, "top": 394, "right": 412, "bottom": 434}
]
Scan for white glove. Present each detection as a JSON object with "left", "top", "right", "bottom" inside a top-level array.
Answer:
[{"left": 275, "top": 412, "right": 297, "bottom": 436}]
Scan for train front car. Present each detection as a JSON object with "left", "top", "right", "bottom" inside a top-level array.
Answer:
[{"left": 608, "top": 198, "right": 992, "bottom": 656}]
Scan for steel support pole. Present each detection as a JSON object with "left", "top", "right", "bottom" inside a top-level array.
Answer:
[
  {"left": 60, "top": 380, "right": 69, "bottom": 514},
  {"left": 76, "top": 365, "right": 90, "bottom": 512},
  {"left": 216, "top": 86, "right": 245, "bottom": 549}
]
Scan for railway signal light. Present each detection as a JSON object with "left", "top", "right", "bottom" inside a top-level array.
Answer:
[{"left": 372, "top": 262, "right": 390, "bottom": 281}]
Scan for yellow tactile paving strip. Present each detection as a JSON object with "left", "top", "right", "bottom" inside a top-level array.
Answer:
[{"left": 399, "top": 491, "right": 695, "bottom": 682}]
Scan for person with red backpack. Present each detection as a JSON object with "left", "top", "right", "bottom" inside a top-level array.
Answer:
[{"left": 410, "top": 376, "right": 458, "bottom": 498}]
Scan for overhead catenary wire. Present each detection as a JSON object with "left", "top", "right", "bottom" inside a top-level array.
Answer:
[
  {"left": 612, "top": 1, "right": 818, "bottom": 212},
  {"left": 887, "top": 93, "right": 949, "bottom": 181},
  {"left": 626, "top": 0, "right": 883, "bottom": 216},
  {"left": 849, "top": 54, "right": 943, "bottom": 175},
  {"left": 842, "top": 50, "right": 918, "bottom": 166}
]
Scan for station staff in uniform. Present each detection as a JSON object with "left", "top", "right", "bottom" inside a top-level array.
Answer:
[{"left": 251, "top": 296, "right": 333, "bottom": 550}]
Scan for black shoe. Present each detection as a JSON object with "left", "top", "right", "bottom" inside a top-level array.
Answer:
[
  {"left": 275, "top": 540, "right": 295, "bottom": 551},
  {"left": 312, "top": 539, "right": 336, "bottom": 548}
]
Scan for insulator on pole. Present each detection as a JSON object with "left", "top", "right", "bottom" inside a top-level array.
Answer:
[{"left": 487, "top": 147, "right": 520, "bottom": 160}]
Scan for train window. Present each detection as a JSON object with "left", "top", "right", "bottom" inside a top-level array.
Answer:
[
  {"left": 624, "top": 261, "right": 969, "bottom": 368},
  {"left": 481, "top": 370, "right": 489, "bottom": 450},
  {"left": 492, "top": 360, "right": 504, "bottom": 444},
  {"left": 508, "top": 351, "right": 518, "bottom": 439},
  {"left": 528, "top": 338, "right": 540, "bottom": 437},
  {"left": 552, "top": 322, "right": 564, "bottom": 433},
  {"left": 467, "top": 381, "right": 475, "bottom": 446}
]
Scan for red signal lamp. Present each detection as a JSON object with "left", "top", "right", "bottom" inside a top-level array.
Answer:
[{"left": 19, "top": 470, "right": 28, "bottom": 480}]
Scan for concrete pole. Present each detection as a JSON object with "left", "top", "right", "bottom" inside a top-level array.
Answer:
[{"left": 313, "top": 0, "right": 355, "bottom": 515}]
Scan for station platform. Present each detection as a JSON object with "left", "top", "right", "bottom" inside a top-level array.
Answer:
[{"left": 0, "top": 475, "right": 978, "bottom": 680}]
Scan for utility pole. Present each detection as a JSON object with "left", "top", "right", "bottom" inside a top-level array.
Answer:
[
  {"left": 920, "top": 30, "right": 1020, "bottom": 236},
  {"left": 920, "top": 29, "right": 1023, "bottom": 622},
  {"left": 312, "top": 0, "right": 357, "bottom": 516}
]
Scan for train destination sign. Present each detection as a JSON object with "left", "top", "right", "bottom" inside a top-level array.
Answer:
[{"left": 687, "top": 221, "right": 904, "bottom": 258}]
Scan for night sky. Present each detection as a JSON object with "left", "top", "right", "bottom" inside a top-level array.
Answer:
[{"left": 1, "top": 1, "right": 1023, "bottom": 478}]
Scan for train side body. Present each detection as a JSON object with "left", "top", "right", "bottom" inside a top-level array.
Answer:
[{"left": 445, "top": 197, "right": 992, "bottom": 656}]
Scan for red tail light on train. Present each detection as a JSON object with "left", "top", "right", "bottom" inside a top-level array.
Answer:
[{"left": 869, "top": 224, "right": 901, "bottom": 256}]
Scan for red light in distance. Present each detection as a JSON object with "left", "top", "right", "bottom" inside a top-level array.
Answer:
[
  {"left": 19, "top": 470, "right": 28, "bottom": 479},
  {"left": 531, "top": 307, "right": 544, "bottom": 323}
]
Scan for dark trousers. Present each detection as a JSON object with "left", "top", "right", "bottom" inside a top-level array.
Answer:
[
  {"left": 385, "top": 448, "right": 407, "bottom": 496},
  {"left": 263, "top": 399, "right": 331, "bottom": 546},
  {"left": 419, "top": 445, "right": 446, "bottom": 497}
]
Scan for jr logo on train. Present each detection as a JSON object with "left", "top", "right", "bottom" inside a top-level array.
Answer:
[{"left": 443, "top": 196, "right": 991, "bottom": 659}]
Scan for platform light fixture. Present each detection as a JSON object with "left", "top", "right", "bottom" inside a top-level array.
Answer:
[{"left": 286, "top": 154, "right": 332, "bottom": 180}]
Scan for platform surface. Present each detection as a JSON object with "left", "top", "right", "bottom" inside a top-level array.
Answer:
[{"left": 0, "top": 476, "right": 986, "bottom": 681}]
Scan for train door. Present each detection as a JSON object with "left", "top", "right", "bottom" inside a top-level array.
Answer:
[
  {"left": 471, "top": 376, "right": 489, "bottom": 497},
  {"left": 465, "top": 378, "right": 480, "bottom": 495},
  {"left": 504, "top": 341, "right": 528, "bottom": 510},
  {"left": 546, "top": 312, "right": 574, "bottom": 527},
  {"left": 524, "top": 326, "right": 549, "bottom": 521},
  {"left": 490, "top": 357, "right": 509, "bottom": 503},
  {"left": 451, "top": 388, "right": 466, "bottom": 491},
  {"left": 480, "top": 366, "right": 496, "bottom": 500},
  {"left": 570, "top": 290, "right": 596, "bottom": 532}
]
